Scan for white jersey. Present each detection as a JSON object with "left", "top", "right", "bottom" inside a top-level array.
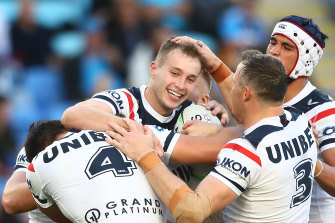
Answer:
[
  {"left": 91, "top": 85, "right": 192, "bottom": 182},
  {"left": 14, "top": 147, "right": 55, "bottom": 223},
  {"left": 210, "top": 107, "right": 317, "bottom": 222},
  {"left": 284, "top": 82, "right": 335, "bottom": 222},
  {"left": 26, "top": 128, "right": 179, "bottom": 223}
]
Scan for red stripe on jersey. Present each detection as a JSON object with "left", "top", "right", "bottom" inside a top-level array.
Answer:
[
  {"left": 310, "top": 108, "right": 335, "bottom": 123},
  {"left": 28, "top": 163, "right": 35, "bottom": 172},
  {"left": 122, "top": 91, "right": 135, "bottom": 120},
  {"left": 224, "top": 143, "right": 262, "bottom": 166}
]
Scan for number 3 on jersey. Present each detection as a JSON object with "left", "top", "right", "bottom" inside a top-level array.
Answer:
[
  {"left": 291, "top": 158, "right": 313, "bottom": 208},
  {"left": 85, "top": 146, "right": 137, "bottom": 179}
]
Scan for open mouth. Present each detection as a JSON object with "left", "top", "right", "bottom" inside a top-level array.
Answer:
[{"left": 168, "top": 89, "right": 183, "bottom": 99}]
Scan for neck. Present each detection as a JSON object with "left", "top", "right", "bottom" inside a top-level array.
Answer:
[
  {"left": 243, "top": 103, "right": 284, "bottom": 130},
  {"left": 284, "top": 78, "right": 308, "bottom": 103}
]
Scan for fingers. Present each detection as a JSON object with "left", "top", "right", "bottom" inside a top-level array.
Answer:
[
  {"left": 182, "top": 120, "right": 196, "bottom": 129},
  {"left": 220, "top": 112, "right": 230, "bottom": 126},
  {"left": 109, "top": 122, "right": 128, "bottom": 136},
  {"left": 144, "top": 125, "right": 164, "bottom": 159},
  {"left": 171, "top": 36, "right": 204, "bottom": 51},
  {"left": 105, "top": 130, "right": 122, "bottom": 149},
  {"left": 123, "top": 119, "right": 140, "bottom": 132}
]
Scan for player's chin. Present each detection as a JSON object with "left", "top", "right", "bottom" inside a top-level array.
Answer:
[{"left": 165, "top": 98, "right": 185, "bottom": 110}]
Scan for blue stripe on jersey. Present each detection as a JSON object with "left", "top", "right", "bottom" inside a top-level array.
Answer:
[
  {"left": 245, "top": 107, "right": 304, "bottom": 148},
  {"left": 171, "top": 165, "right": 191, "bottom": 183},
  {"left": 291, "top": 88, "right": 332, "bottom": 113},
  {"left": 93, "top": 95, "right": 120, "bottom": 114},
  {"left": 163, "top": 131, "right": 175, "bottom": 152},
  {"left": 212, "top": 168, "right": 245, "bottom": 193},
  {"left": 320, "top": 138, "right": 335, "bottom": 149},
  {"left": 32, "top": 193, "right": 48, "bottom": 204},
  {"left": 14, "top": 164, "right": 26, "bottom": 170},
  {"left": 244, "top": 125, "right": 283, "bottom": 148},
  {"left": 284, "top": 106, "right": 302, "bottom": 121}
]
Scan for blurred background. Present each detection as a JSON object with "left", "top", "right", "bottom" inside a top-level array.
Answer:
[{"left": 0, "top": 0, "right": 334, "bottom": 221}]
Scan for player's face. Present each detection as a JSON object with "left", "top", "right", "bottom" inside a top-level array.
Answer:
[
  {"left": 230, "top": 63, "right": 245, "bottom": 123},
  {"left": 150, "top": 49, "right": 201, "bottom": 115},
  {"left": 266, "top": 34, "right": 298, "bottom": 75}
]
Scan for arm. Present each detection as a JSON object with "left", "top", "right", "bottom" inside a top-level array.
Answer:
[
  {"left": 315, "top": 159, "right": 335, "bottom": 197},
  {"left": 181, "top": 120, "right": 224, "bottom": 137},
  {"left": 2, "top": 171, "right": 36, "bottom": 214},
  {"left": 61, "top": 100, "right": 128, "bottom": 131},
  {"left": 105, "top": 120, "right": 238, "bottom": 222},
  {"left": 170, "top": 126, "right": 243, "bottom": 164}
]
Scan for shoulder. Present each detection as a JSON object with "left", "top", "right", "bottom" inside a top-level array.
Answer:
[{"left": 219, "top": 138, "right": 262, "bottom": 168}]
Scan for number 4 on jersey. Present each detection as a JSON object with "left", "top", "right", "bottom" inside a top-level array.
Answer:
[{"left": 85, "top": 146, "right": 137, "bottom": 179}]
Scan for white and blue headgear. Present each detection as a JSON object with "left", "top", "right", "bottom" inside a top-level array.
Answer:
[{"left": 271, "top": 15, "right": 326, "bottom": 79}]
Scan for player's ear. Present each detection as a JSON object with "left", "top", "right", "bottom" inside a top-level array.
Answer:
[
  {"left": 243, "top": 86, "right": 251, "bottom": 101},
  {"left": 199, "top": 94, "right": 210, "bottom": 105},
  {"left": 149, "top": 61, "right": 157, "bottom": 79}
]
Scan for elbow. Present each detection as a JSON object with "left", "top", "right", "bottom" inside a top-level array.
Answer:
[
  {"left": 61, "top": 107, "right": 75, "bottom": 129},
  {"left": 2, "top": 195, "right": 20, "bottom": 215}
]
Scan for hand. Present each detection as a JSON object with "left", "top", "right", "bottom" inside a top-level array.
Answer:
[
  {"left": 181, "top": 120, "right": 223, "bottom": 137},
  {"left": 105, "top": 119, "right": 154, "bottom": 162},
  {"left": 205, "top": 100, "right": 230, "bottom": 126},
  {"left": 171, "top": 36, "right": 222, "bottom": 73},
  {"left": 309, "top": 121, "right": 319, "bottom": 147}
]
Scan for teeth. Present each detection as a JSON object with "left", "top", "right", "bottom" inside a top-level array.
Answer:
[{"left": 168, "top": 90, "right": 182, "bottom": 98}]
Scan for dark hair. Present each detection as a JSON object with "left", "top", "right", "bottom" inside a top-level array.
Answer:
[
  {"left": 239, "top": 50, "right": 289, "bottom": 103},
  {"left": 155, "top": 36, "right": 205, "bottom": 69},
  {"left": 25, "top": 120, "right": 67, "bottom": 162}
]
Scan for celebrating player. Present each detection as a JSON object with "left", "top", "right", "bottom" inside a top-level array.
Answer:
[
  {"left": 174, "top": 15, "right": 335, "bottom": 222},
  {"left": 107, "top": 50, "right": 318, "bottom": 222}
]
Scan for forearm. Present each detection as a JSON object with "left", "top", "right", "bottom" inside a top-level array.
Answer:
[
  {"left": 141, "top": 153, "right": 212, "bottom": 223},
  {"left": 170, "top": 126, "right": 243, "bottom": 164},
  {"left": 2, "top": 179, "right": 36, "bottom": 214},
  {"left": 61, "top": 105, "right": 127, "bottom": 131},
  {"left": 147, "top": 161, "right": 187, "bottom": 209},
  {"left": 315, "top": 160, "right": 335, "bottom": 197}
]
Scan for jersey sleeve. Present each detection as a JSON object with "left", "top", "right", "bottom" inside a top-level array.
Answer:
[
  {"left": 209, "top": 138, "right": 262, "bottom": 196},
  {"left": 314, "top": 103, "right": 335, "bottom": 152},
  {"left": 90, "top": 89, "right": 138, "bottom": 119},
  {"left": 26, "top": 163, "right": 54, "bottom": 208},
  {"left": 146, "top": 125, "right": 180, "bottom": 165},
  {"left": 14, "top": 147, "right": 29, "bottom": 173}
]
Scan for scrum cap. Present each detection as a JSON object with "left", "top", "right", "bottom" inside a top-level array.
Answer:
[{"left": 271, "top": 15, "right": 325, "bottom": 79}]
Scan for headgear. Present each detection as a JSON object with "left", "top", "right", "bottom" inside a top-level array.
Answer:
[{"left": 271, "top": 15, "right": 325, "bottom": 79}]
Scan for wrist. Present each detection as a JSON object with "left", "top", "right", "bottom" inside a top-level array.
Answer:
[
  {"left": 211, "top": 62, "right": 232, "bottom": 83},
  {"left": 138, "top": 151, "right": 163, "bottom": 174},
  {"left": 315, "top": 159, "right": 323, "bottom": 177}
]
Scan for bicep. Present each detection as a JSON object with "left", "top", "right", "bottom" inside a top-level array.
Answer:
[
  {"left": 196, "top": 175, "right": 238, "bottom": 213},
  {"left": 322, "top": 147, "right": 335, "bottom": 166}
]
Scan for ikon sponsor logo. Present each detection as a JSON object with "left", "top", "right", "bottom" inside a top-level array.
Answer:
[{"left": 217, "top": 157, "right": 250, "bottom": 178}]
